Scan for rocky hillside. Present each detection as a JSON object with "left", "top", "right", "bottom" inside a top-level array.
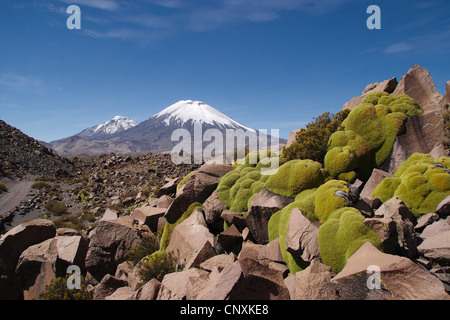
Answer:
[
  {"left": 0, "top": 120, "right": 78, "bottom": 178},
  {"left": 0, "top": 65, "right": 449, "bottom": 301}
]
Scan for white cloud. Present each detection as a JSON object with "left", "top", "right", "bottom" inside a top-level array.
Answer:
[
  {"left": 383, "top": 42, "right": 413, "bottom": 54},
  {"left": 0, "top": 73, "right": 48, "bottom": 95},
  {"left": 58, "top": 0, "right": 120, "bottom": 11}
]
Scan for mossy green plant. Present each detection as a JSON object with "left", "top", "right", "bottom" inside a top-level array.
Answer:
[
  {"left": 318, "top": 207, "right": 382, "bottom": 273},
  {"left": 314, "top": 179, "right": 355, "bottom": 223},
  {"left": 324, "top": 92, "right": 423, "bottom": 182},
  {"left": 217, "top": 152, "right": 275, "bottom": 213},
  {"left": 265, "top": 159, "right": 329, "bottom": 198},
  {"left": 372, "top": 153, "right": 450, "bottom": 217}
]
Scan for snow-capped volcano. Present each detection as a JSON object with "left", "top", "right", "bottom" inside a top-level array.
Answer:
[
  {"left": 153, "top": 100, "right": 255, "bottom": 132},
  {"left": 49, "top": 100, "right": 285, "bottom": 156},
  {"left": 76, "top": 116, "right": 138, "bottom": 140}
]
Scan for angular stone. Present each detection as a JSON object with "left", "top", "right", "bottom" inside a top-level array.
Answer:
[
  {"left": 286, "top": 259, "right": 338, "bottom": 300},
  {"left": 220, "top": 210, "right": 246, "bottom": 229},
  {"left": 375, "top": 197, "right": 415, "bottom": 223},
  {"left": 203, "top": 190, "right": 228, "bottom": 232},
  {"left": 105, "top": 286, "right": 134, "bottom": 300},
  {"left": 237, "top": 248, "right": 290, "bottom": 300},
  {"left": 375, "top": 197, "right": 417, "bottom": 258},
  {"left": 15, "top": 235, "right": 88, "bottom": 300},
  {"left": 420, "top": 217, "right": 450, "bottom": 238},
  {"left": 285, "top": 208, "right": 320, "bottom": 262},
  {"left": 85, "top": 217, "right": 150, "bottom": 281},
  {"left": 415, "top": 213, "right": 439, "bottom": 232},
  {"left": 131, "top": 206, "right": 166, "bottom": 232},
  {"left": 155, "top": 177, "right": 181, "bottom": 198},
  {"left": 130, "top": 278, "right": 161, "bottom": 300},
  {"left": 200, "top": 253, "right": 237, "bottom": 273},
  {"left": 164, "top": 164, "right": 233, "bottom": 224},
  {"left": 156, "top": 195, "right": 174, "bottom": 209},
  {"left": 0, "top": 219, "right": 56, "bottom": 276},
  {"left": 363, "top": 217, "right": 397, "bottom": 252},
  {"left": 343, "top": 77, "right": 398, "bottom": 111},
  {"left": 247, "top": 188, "right": 294, "bottom": 244},
  {"left": 360, "top": 169, "right": 395, "bottom": 205},
  {"left": 393, "top": 65, "right": 446, "bottom": 113},
  {"left": 166, "top": 209, "right": 215, "bottom": 268},
  {"left": 157, "top": 268, "right": 211, "bottom": 300},
  {"left": 217, "top": 224, "right": 242, "bottom": 254},
  {"left": 418, "top": 230, "right": 450, "bottom": 264},
  {"left": 184, "top": 240, "right": 216, "bottom": 270},
  {"left": 100, "top": 209, "right": 119, "bottom": 222},
  {"left": 93, "top": 274, "right": 128, "bottom": 300},
  {"left": 436, "top": 195, "right": 450, "bottom": 217},
  {"left": 333, "top": 242, "right": 449, "bottom": 300},
  {"left": 258, "top": 238, "right": 284, "bottom": 265}
]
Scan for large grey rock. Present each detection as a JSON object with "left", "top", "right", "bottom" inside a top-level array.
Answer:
[
  {"left": 93, "top": 274, "right": 128, "bottom": 300},
  {"left": 436, "top": 195, "right": 450, "bottom": 217},
  {"left": 164, "top": 164, "right": 233, "bottom": 223},
  {"left": 157, "top": 268, "right": 211, "bottom": 300},
  {"left": 285, "top": 208, "right": 320, "bottom": 262},
  {"left": 393, "top": 65, "right": 446, "bottom": 113},
  {"left": 418, "top": 230, "right": 450, "bottom": 264},
  {"left": 0, "top": 219, "right": 57, "bottom": 300},
  {"left": 420, "top": 217, "right": 450, "bottom": 238},
  {"left": 166, "top": 208, "right": 215, "bottom": 268},
  {"left": 375, "top": 197, "right": 417, "bottom": 258},
  {"left": 15, "top": 235, "right": 88, "bottom": 300},
  {"left": 155, "top": 177, "right": 182, "bottom": 198},
  {"left": 333, "top": 242, "right": 449, "bottom": 300},
  {"left": 360, "top": 169, "right": 395, "bottom": 204},
  {"left": 130, "top": 278, "right": 161, "bottom": 300},
  {"left": 247, "top": 188, "right": 294, "bottom": 244},
  {"left": 343, "top": 77, "right": 398, "bottom": 111},
  {"left": 0, "top": 219, "right": 56, "bottom": 276},
  {"left": 285, "top": 259, "right": 338, "bottom": 300},
  {"left": 203, "top": 190, "right": 228, "bottom": 232},
  {"left": 131, "top": 206, "right": 166, "bottom": 232},
  {"left": 85, "top": 217, "right": 151, "bottom": 281}
]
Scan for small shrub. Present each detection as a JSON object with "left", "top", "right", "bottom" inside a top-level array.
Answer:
[
  {"left": 35, "top": 176, "right": 57, "bottom": 182},
  {"left": 127, "top": 234, "right": 161, "bottom": 265},
  {"left": 280, "top": 109, "right": 350, "bottom": 164},
  {"left": 79, "top": 189, "right": 90, "bottom": 202},
  {"left": 53, "top": 214, "right": 84, "bottom": 230},
  {"left": 0, "top": 183, "right": 8, "bottom": 193},
  {"left": 45, "top": 200, "right": 68, "bottom": 216},
  {"left": 39, "top": 275, "right": 92, "bottom": 300},
  {"left": 32, "top": 182, "right": 51, "bottom": 190},
  {"left": 137, "top": 250, "right": 178, "bottom": 283}
]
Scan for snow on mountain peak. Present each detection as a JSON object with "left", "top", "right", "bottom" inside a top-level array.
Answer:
[
  {"left": 154, "top": 100, "right": 255, "bottom": 131},
  {"left": 93, "top": 116, "right": 138, "bottom": 135}
]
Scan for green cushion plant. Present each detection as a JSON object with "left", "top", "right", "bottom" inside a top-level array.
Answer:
[{"left": 372, "top": 153, "right": 450, "bottom": 217}]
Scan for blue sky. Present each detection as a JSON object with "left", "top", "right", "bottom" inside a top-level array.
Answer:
[{"left": 0, "top": 0, "right": 449, "bottom": 142}]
